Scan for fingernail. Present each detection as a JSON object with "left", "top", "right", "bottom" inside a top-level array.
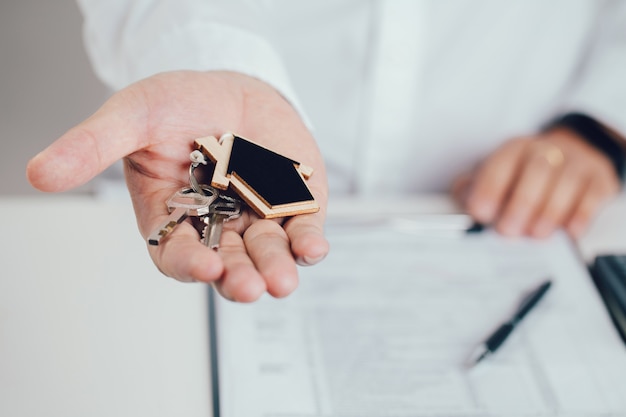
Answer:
[
  {"left": 296, "top": 254, "right": 327, "bottom": 266},
  {"left": 212, "top": 282, "right": 234, "bottom": 302}
]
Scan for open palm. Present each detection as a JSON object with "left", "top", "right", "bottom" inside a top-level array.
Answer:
[{"left": 27, "top": 71, "right": 329, "bottom": 302}]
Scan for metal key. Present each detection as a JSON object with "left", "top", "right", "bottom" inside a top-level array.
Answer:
[
  {"left": 148, "top": 186, "right": 218, "bottom": 246},
  {"left": 201, "top": 197, "right": 242, "bottom": 250}
]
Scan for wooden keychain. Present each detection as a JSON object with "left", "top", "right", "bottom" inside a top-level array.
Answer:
[{"left": 194, "top": 133, "right": 319, "bottom": 219}]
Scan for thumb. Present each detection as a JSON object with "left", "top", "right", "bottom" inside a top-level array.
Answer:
[{"left": 26, "top": 91, "right": 147, "bottom": 192}]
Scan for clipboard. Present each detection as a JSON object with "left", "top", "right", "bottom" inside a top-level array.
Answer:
[
  {"left": 207, "top": 221, "right": 626, "bottom": 417},
  {"left": 208, "top": 286, "right": 221, "bottom": 417}
]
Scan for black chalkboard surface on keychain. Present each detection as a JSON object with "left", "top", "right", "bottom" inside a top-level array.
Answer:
[{"left": 195, "top": 133, "right": 319, "bottom": 219}]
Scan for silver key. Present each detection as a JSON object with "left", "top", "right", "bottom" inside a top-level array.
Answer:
[
  {"left": 201, "top": 197, "right": 242, "bottom": 250},
  {"left": 148, "top": 186, "right": 218, "bottom": 246}
]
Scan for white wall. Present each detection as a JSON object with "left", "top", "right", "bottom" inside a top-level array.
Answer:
[{"left": 0, "top": 0, "right": 108, "bottom": 195}]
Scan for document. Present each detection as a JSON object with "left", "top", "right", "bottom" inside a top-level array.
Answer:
[{"left": 212, "top": 221, "right": 626, "bottom": 417}]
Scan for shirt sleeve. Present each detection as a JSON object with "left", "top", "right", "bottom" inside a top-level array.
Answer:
[
  {"left": 75, "top": 0, "right": 307, "bottom": 119},
  {"left": 560, "top": 0, "right": 626, "bottom": 139}
]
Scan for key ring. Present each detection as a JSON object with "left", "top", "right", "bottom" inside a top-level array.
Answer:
[{"left": 189, "top": 150, "right": 207, "bottom": 195}]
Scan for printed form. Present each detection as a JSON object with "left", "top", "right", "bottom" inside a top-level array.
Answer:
[{"left": 213, "top": 225, "right": 626, "bottom": 417}]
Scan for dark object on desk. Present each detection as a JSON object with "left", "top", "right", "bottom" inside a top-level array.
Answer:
[
  {"left": 589, "top": 255, "right": 626, "bottom": 344},
  {"left": 466, "top": 222, "right": 485, "bottom": 234},
  {"left": 467, "top": 279, "right": 552, "bottom": 368}
]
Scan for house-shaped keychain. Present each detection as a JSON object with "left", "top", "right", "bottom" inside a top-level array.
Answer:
[{"left": 195, "top": 133, "right": 319, "bottom": 219}]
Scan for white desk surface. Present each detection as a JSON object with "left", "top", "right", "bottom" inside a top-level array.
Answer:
[{"left": 1, "top": 194, "right": 625, "bottom": 417}]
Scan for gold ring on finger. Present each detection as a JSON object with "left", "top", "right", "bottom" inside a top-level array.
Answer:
[{"left": 541, "top": 144, "right": 565, "bottom": 168}]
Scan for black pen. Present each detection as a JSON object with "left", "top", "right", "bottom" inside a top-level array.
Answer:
[{"left": 467, "top": 279, "right": 553, "bottom": 368}]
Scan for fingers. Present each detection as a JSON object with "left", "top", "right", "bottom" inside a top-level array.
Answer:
[
  {"left": 149, "top": 222, "right": 225, "bottom": 282},
  {"left": 153, "top": 216, "right": 312, "bottom": 302},
  {"left": 150, "top": 219, "right": 295, "bottom": 303},
  {"left": 527, "top": 164, "right": 582, "bottom": 237},
  {"left": 212, "top": 184, "right": 327, "bottom": 300},
  {"left": 217, "top": 221, "right": 299, "bottom": 302},
  {"left": 564, "top": 173, "right": 619, "bottom": 238},
  {"left": 495, "top": 142, "right": 563, "bottom": 236},
  {"left": 27, "top": 89, "right": 148, "bottom": 192},
  {"left": 465, "top": 139, "right": 526, "bottom": 223},
  {"left": 210, "top": 210, "right": 328, "bottom": 301},
  {"left": 463, "top": 134, "right": 620, "bottom": 238},
  {"left": 212, "top": 229, "right": 270, "bottom": 303},
  {"left": 243, "top": 221, "right": 300, "bottom": 297},
  {"left": 284, "top": 211, "right": 329, "bottom": 266}
]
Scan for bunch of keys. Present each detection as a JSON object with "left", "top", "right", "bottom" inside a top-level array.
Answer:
[{"left": 147, "top": 151, "right": 243, "bottom": 250}]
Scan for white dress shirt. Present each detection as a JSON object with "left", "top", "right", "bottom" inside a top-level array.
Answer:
[{"left": 77, "top": 0, "right": 626, "bottom": 195}]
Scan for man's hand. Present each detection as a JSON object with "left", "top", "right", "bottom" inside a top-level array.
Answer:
[
  {"left": 26, "top": 71, "right": 329, "bottom": 302},
  {"left": 453, "top": 128, "right": 621, "bottom": 238}
]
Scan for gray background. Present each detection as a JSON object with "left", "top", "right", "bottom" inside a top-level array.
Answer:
[{"left": 0, "top": 0, "right": 108, "bottom": 195}]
